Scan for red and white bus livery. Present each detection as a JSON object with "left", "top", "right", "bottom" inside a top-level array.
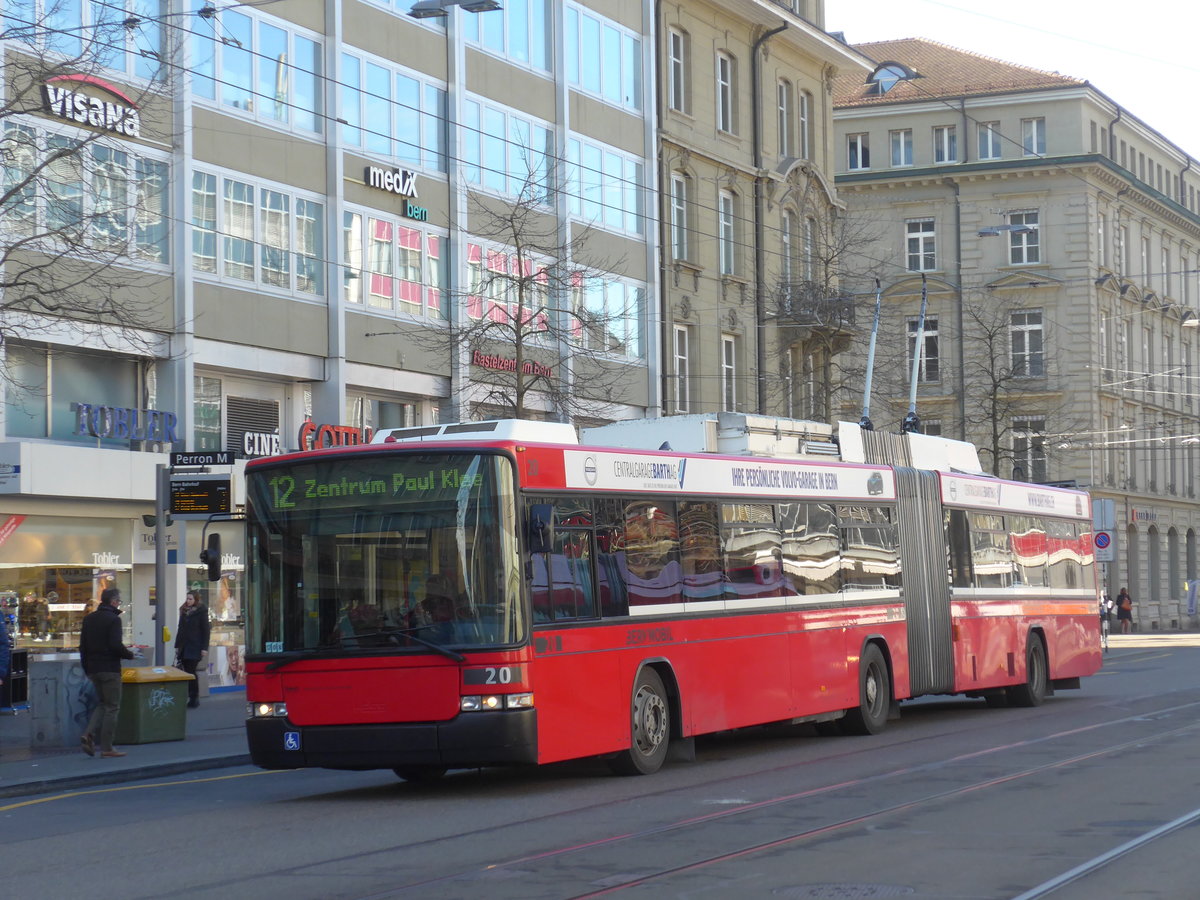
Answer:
[{"left": 240, "top": 417, "right": 1100, "bottom": 779}]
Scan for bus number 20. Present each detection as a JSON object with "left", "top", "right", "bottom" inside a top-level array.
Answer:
[{"left": 484, "top": 666, "right": 513, "bottom": 685}]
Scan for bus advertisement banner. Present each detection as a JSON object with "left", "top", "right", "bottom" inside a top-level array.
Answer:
[
  {"left": 561, "top": 450, "right": 895, "bottom": 501},
  {"left": 940, "top": 473, "right": 1089, "bottom": 518}
]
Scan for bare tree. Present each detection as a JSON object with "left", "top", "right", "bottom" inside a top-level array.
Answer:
[
  {"left": 957, "top": 291, "right": 1080, "bottom": 478},
  {"left": 1, "top": 9, "right": 174, "bottom": 384},
  {"left": 405, "top": 170, "right": 642, "bottom": 423},
  {"left": 768, "top": 200, "right": 886, "bottom": 422}
]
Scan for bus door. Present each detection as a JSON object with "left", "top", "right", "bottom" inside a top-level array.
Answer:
[{"left": 894, "top": 467, "right": 954, "bottom": 695}]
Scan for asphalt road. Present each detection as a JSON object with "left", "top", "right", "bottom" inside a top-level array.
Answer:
[{"left": 6, "top": 634, "right": 1200, "bottom": 900}]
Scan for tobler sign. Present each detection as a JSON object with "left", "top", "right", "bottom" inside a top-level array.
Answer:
[{"left": 43, "top": 74, "right": 141, "bottom": 138}]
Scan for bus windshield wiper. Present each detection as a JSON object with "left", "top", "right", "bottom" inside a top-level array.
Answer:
[
  {"left": 265, "top": 627, "right": 467, "bottom": 668},
  {"left": 348, "top": 626, "right": 466, "bottom": 662}
]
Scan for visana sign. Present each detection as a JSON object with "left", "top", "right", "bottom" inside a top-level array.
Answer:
[
  {"left": 364, "top": 165, "right": 428, "bottom": 222},
  {"left": 43, "top": 74, "right": 141, "bottom": 138}
]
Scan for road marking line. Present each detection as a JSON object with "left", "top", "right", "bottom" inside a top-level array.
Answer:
[{"left": 0, "top": 769, "right": 282, "bottom": 812}]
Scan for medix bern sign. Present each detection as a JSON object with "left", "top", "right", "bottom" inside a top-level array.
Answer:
[
  {"left": 43, "top": 74, "right": 141, "bottom": 138},
  {"left": 365, "top": 165, "right": 418, "bottom": 198}
]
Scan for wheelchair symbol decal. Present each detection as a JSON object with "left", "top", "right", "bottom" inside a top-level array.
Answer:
[{"left": 284, "top": 731, "right": 301, "bottom": 751}]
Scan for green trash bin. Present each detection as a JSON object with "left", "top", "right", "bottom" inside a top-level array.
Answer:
[{"left": 114, "top": 666, "right": 193, "bottom": 744}]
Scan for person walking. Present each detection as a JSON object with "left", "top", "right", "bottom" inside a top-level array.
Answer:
[
  {"left": 79, "top": 588, "right": 136, "bottom": 758},
  {"left": 1116, "top": 587, "right": 1135, "bottom": 634},
  {"left": 174, "top": 591, "right": 210, "bottom": 709}
]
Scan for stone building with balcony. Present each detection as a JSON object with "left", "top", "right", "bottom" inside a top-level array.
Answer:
[{"left": 656, "top": 0, "right": 868, "bottom": 420}]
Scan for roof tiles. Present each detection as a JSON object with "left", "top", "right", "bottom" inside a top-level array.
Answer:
[{"left": 833, "top": 38, "right": 1087, "bottom": 108}]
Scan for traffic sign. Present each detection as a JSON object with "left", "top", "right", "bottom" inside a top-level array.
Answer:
[
  {"left": 171, "top": 450, "right": 234, "bottom": 467},
  {"left": 1094, "top": 529, "right": 1114, "bottom": 562}
]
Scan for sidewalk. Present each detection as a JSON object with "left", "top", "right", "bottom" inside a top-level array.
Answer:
[{"left": 0, "top": 690, "right": 250, "bottom": 799}]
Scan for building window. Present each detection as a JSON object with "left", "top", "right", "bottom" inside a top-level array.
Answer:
[
  {"left": 1, "top": 124, "right": 169, "bottom": 263},
  {"left": 890, "top": 129, "right": 913, "bottom": 167},
  {"left": 669, "top": 172, "right": 689, "bottom": 261},
  {"left": 1119, "top": 225, "right": 1130, "bottom": 275},
  {"left": 848, "top": 133, "right": 870, "bottom": 170},
  {"left": 777, "top": 79, "right": 794, "bottom": 157},
  {"left": 974, "top": 121, "right": 1003, "bottom": 160},
  {"left": 716, "top": 51, "right": 737, "bottom": 134},
  {"left": 908, "top": 317, "right": 940, "bottom": 383},
  {"left": 933, "top": 125, "right": 957, "bottom": 163},
  {"left": 906, "top": 218, "right": 936, "bottom": 271},
  {"left": 1021, "top": 117, "right": 1045, "bottom": 156},
  {"left": 11, "top": 0, "right": 165, "bottom": 80},
  {"left": 1013, "top": 416, "right": 1047, "bottom": 483},
  {"left": 194, "top": 375, "right": 223, "bottom": 451},
  {"left": 1008, "top": 211, "right": 1039, "bottom": 264},
  {"left": 463, "top": 97, "right": 553, "bottom": 202},
  {"left": 803, "top": 217, "right": 816, "bottom": 281},
  {"left": 1141, "top": 236, "right": 1151, "bottom": 283},
  {"left": 192, "top": 170, "right": 324, "bottom": 295},
  {"left": 462, "top": 0, "right": 550, "bottom": 72},
  {"left": 343, "top": 210, "right": 446, "bottom": 319},
  {"left": 673, "top": 325, "right": 690, "bottom": 413},
  {"left": 191, "top": 4, "right": 322, "bottom": 134},
  {"left": 1162, "top": 247, "right": 1172, "bottom": 296},
  {"left": 568, "top": 275, "right": 646, "bottom": 360},
  {"left": 340, "top": 53, "right": 447, "bottom": 172},
  {"left": 1098, "top": 214, "right": 1108, "bottom": 268},
  {"left": 781, "top": 210, "right": 795, "bottom": 282},
  {"left": 1011, "top": 310, "right": 1045, "bottom": 377},
  {"left": 565, "top": 136, "right": 645, "bottom": 235},
  {"left": 563, "top": 4, "right": 641, "bottom": 111},
  {"left": 667, "top": 28, "right": 689, "bottom": 113},
  {"left": 721, "top": 334, "right": 736, "bottom": 412},
  {"left": 799, "top": 91, "right": 811, "bottom": 159},
  {"left": 3, "top": 344, "right": 149, "bottom": 447},
  {"left": 345, "top": 394, "right": 417, "bottom": 434},
  {"left": 718, "top": 190, "right": 737, "bottom": 276}
]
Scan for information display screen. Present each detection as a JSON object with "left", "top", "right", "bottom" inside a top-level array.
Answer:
[{"left": 170, "top": 475, "right": 232, "bottom": 518}]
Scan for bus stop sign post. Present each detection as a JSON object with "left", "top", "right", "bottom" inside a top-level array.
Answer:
[{"left": 154, "top": 463, "right": 169, "bottom": 666}]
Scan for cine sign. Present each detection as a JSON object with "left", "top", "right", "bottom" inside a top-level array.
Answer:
[{"left": 170, "top": 474, "right": 232, "bottom": 519}]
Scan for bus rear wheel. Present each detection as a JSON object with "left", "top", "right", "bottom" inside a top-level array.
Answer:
[
  {"left": 609, "top": 668, "right": 670, "bottom": 776},
  {"left": 1007, "top": 635, "right": 1048, "bottom": 707},
  {"left": 842, "top": 643, "right": 890, "bottom": 735}
]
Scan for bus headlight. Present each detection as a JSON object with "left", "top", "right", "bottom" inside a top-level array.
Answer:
[
  {"left": 460, "top": 693, "right": 533, "bottom": 712},
  {"left": 248, "top": 702, "right": 288, "bottom": 718}
]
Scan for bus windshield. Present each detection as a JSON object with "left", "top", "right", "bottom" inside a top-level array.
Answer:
[{"left": 244, "top": 451, "right": 524, "bottom": 654}]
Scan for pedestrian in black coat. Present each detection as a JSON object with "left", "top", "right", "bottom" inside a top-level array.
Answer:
[
  {"left": 175, "top": 592, "right": 211, "bottom": 708},
  {"left": 79, "top": 588, "right": 136, "bottom": 757}
]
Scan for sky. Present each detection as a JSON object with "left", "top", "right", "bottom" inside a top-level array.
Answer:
[{"left": 827, "top": 0, "right": 1200, "bottom": 158}]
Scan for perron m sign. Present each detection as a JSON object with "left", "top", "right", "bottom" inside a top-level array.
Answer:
[{"left": 43, "top": 74, "right": 141, "bottom": 138}]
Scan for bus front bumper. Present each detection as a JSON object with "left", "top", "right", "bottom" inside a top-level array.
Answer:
[{"left": 245, "top": 709, "right": 538, "bottom": 771}]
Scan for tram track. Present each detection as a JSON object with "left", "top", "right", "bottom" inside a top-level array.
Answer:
[{"left": 321, "top": 692, "right": 1200, "bottom": 900}]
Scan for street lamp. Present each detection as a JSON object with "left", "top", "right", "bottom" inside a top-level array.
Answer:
[{"left": 407, "top": 0, "right": 501, "bottom": 17}]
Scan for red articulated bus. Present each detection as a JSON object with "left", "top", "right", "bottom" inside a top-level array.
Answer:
[{"left": 240, "top": 417, "right": 1101, "bottom": 780}]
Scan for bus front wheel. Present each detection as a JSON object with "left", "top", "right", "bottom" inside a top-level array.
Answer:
[
  {"left": 609, "top": 668, "right": 670, "bottom": 776},
  {"left": 842, "top": 643, "right": 890, "bottom": 735}
]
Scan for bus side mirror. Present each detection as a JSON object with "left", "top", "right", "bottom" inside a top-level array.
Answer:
[
  {"left": 528, "top": 504, "right": 555, "bottom": 554},
  {"left": 199, "top": 533, "right": 222, "bottom": 581}
]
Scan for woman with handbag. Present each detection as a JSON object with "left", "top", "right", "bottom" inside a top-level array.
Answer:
[{"left": 174, "top": 592, "right": 211, "bottom": 708}]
